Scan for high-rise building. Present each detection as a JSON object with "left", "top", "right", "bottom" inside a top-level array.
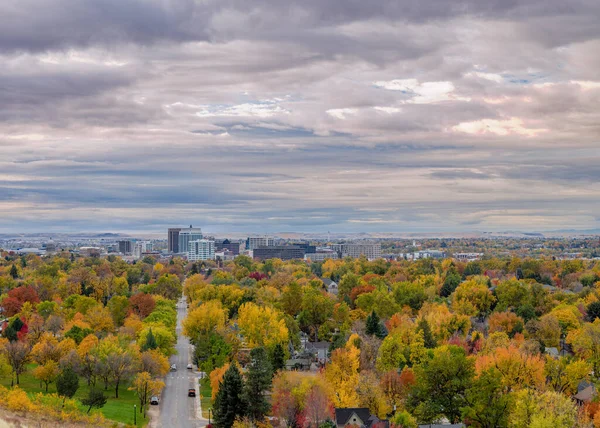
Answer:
[
  {"left": 168, "top": 228, "right": 181, "bottom": 253},
  {"left": 178, "top": 225, "right": 203, "bottom": 255},
  {"left": 188, "top": 239, "right": 215, "bottom": 261},
  {"left": 133, "top": 241, "right": 152, "bottom": 259},
  {"left": 246, "top": 236, "right": 274, "bottom": 250},
  {"left": 118, "top": 240, "right": 133, "bottom": 254}
]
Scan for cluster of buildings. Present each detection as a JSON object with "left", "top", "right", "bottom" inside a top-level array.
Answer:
[{"left": 166, "top": 226, "right": 383, "bottom": 262}]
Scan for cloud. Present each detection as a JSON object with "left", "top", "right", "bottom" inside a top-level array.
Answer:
[{"left": 1, "top": 0, "right": 600, "bottom": 233}]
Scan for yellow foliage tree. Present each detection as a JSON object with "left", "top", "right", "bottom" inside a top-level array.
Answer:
[
  {"left": 324, "top": 343, "right": 360, "bottom": 407},
  {"left": 183, "top": 300, "right": 228, "bottom": 340},
  {"left": 475, "top": 345, "right": 545, "bottom": 392},
  {"left": 237, "top": 302, "right": 288, "bottom": 349},
  {"left": 33, "top": 360, "right": 60, "bottom": 392},
  {"left": 210, "top": 363, "right": 230, "bottom": 400}
]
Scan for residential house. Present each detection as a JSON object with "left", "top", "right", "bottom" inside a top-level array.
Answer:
[
  {"left": 335, "top": 408, "right": 389, "bottom": 428},
  {"left": 305, "top": 341, "right": 330, "bottom": 364},
  {"left": 322, "top": 278, "right": 339, "bottom": 295}
]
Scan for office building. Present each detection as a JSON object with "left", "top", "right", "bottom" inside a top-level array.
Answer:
[
  {"left": 304, "top": 250, "right": 339, "bottom": 262},
  {"left": 168, "top": 228, "right": 181, "bottom": 253},
  {"left": 188, "top": 239, "right": 215, "bottom": 261},
  {"left": 253, "top": 246, "right": 305, "bottom": 261},
  {"left": 133, "top": 241, "right": 152, "bottom": 259},
  {"left": 291, "top": 242, "right": 317, "bottom": 254},
  {"left": 178, "top": 225, "right": 203, "bottom": 255},
  {"left": 414, "top": 249, "right": 446, "bottom": 259},
  {"left": 118, "top": 240, "right": 133, "bottom": 254},
  {"left": 333, "top": 243, "right": 381, "bottom": 260},
  {"left": 246, "top": 236, "right": 274, "bottom": 250},
  {"left": 215, "top": 239, "right": 241, "bottom": 255}
]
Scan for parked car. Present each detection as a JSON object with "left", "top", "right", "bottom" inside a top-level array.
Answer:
[
  {"left": 150, "top": 396, "right": 159, "bottom": 405},
  {"left": 170, "top": 364, "right": 177, "bottom": 372},
  {"left": 187, "top": 363, "right": 193, "bottom": 370},
  {"left": 188, "top": 388, "right": 196, "bottom": 397}
]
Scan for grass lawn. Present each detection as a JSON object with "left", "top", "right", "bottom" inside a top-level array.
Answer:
[
  {"left": 198, "top": 377, "right": 212, "bottom": 419},
  {"left": 0, "top": 364, "right": 148, "bottom": 427}
]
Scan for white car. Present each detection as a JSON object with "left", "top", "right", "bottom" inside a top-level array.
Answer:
[
  {"left": 170, "top": 364, "right": 177, "bottom": 372},
  {"left": 187, "top": 363, "right": 193, "bottom": 370}
]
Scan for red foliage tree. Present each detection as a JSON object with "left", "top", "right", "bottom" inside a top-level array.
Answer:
[
  {"left": 2, "top": 286, "right": 40, "bottom": 317},
  {"left": 129, "top": 293, "right": 156, "bottom": 319},
  {"left": 249, "top": 272, "right": 268, "bottom": 281},
  {"left": 350, "top": 285, "right": 375, "bottom": 303}
]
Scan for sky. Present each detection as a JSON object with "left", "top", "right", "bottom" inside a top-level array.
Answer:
[{"left": 1, "top": 0, "right": 600, "bottom": 235}]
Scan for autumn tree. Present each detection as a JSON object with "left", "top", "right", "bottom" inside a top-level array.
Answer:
[
  {"left": 545, "top": 357, "right": 591, "bottom": 394},
  {"left": 324, "top": 342, "right": 360, "bottom": 407},
  {"left": 237, "top": 302, "right": 288, "bottom": 350},
  {"left": 462, "top": 367, "right": 512, "bottom": 428},
  {"left": 4, "top": 340, "right": 30, "bottom": 385},
  {"left": 130, "top": 371, "right": 165, "bottom": 417},
  {"left": 129, "top": 293, "right": 156, "bottom": 319},
  {"left": 508, "top": 389, "right": 577, "bottom": 428},
  {"left": 304, "top": 383, "right": 334, "bottom": 428},
  {"left": 33, "top": 360, "right": 60, "bottom": 392}
]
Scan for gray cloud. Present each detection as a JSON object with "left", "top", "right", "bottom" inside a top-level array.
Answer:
[{"left": 0, "top": 0, "right": 599, "bottom": 233}]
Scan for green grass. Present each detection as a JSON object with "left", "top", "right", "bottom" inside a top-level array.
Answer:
[
  {"left": 199, "top": 377, "right": 212, "bottom": 419},
  {"left": 0, "top": 364, "right": 148, "bottom": 427}
]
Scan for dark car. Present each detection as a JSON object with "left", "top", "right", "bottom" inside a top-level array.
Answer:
[{"left": 188, "top": 388, "right": 196, "bottom": 397}]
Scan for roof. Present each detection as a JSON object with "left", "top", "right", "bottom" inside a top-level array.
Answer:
[
  {"left": 306, "top": 341, "right": 330, "bottom": 350},
  {"left": 321, "top": 278, "right": 336, "bottom": 286},
  {"left": 418, "top": 425, "right": 465, "bottom": 428},
  {"left": 574, "top": 385, "right": 596, "bottom": 402},
  {"left": 335, "top": 408, "right": 372, "bottom": 426},
  {"left": 545, "top": 347, "right": 559, "bottom": 356}
]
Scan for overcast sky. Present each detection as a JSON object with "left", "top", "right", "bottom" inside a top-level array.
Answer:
[{"left": 1, "top": 0, "right": 599, "bottom": 234}]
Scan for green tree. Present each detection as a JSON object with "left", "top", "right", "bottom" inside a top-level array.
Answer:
[
  {"left": 9, "top": 264, "right": 18, "bottom": 279},
  {"left": 107, "top": 295, "right": 130, "bottom": 327},
  {"left": 365, "top": 310, "right": 386, "bottom": 339},
  {"left": 417, "top": 319, "right": 436, "bottom": 349},
  {"left": 409, "top": 346, "right": 474, "bottom": 424},
  {"left": 462, "top": 367, "right": 511, "bottom": 428},
  {"left": 81, "top": 388, "right": 107, "bottom": 414},
  {"left": 141, "top": 328, "right": 158, "bottom": 351},
  {"left": 244, "top": 347, "right": 273, "bottom": 422},
  {"left": 588, "top": 301, "right": 600, "bottom": 322},
  {"left": 56, "top": 366, "right": 80, "bottom": 406},
  {"left": 270, "top": 342, "right": 286, "bottom": 372},
  {"left": 441, "top": 270, "right": 461, "bottom": 297},
  {"left": 213, "top": 364, "right": 246, "bottom": 428}
]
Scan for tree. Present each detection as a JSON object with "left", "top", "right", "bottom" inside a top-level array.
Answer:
[
  {"left": 213, "top": 364, "right": 247, "bottom": 428},
  {"left": 238, "top": 302, "right": 288, "bottom": 350},
  {"left": 243, "top": 347, "right": 273, "bottom": 422},
  {"left": 545, "top": 357, "right": 591, "bottom": 394},
  {"left": 366, "top": 310, "right": 386, "bottom": 339},
  {"left": 462, "top": 367, "right": 511, "bottom": 428},
  {"left": 152, "top": 274, "right": 182, "bottom": 300},
  {"left": 141, "top": 328, "right": 158, "bottom": 351},
  {"left": 270, "top": 343, "right": 286, "bottom": 372},
  {"left": 129, "top": 293, "right": 156, "bottom": 319},
  {"left": 4, "top": 340, "right": 30, "bottom": 385},
  {"left": 107, "top": 295, "right": 130, "bottom": 327},
  {"left": 33, "top": 360, "right": 60, "bottom": 392},
  {"left": 9, "top": 264, "right": 18, "bottom": 279},
  {"left": 408, "top": 346, "right": 474, "bottom": 424},
  {"left": 324, "top": 342, "right": 360, "bottom": 408},
  {"left": 416, "top": 319, "right": 436, "bottom": 349},
  {"left": 140, "top": 349, "right": 170, "bottom": 377},
  {"left": 129, "top": 371, "right": 165, "bottom": 417},
  {"left": 81, "top": 388, "right": 107, "bottom": 414},
  {"left": 588, "top": 301, "right": 600, "bottom": 322},
  {"left": 297, "top": 288, "right": 334, "bottom": 342},
  {"left": 508, "top": 389, "right": 577, "bottom": 428},
  {"left": 304, "top": 383, "right": 334, "bottom": 428},
  {"left": 183, "top": 300, "right": 228, "bottom": 340},
  {"left": 56, "top": 365, "right": 80, "bottom": 406}
]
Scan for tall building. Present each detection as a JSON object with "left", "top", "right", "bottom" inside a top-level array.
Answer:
[
  {"left": 188, "top": 239, "right": 215, "bottom": 261},
  {"left": 168, "top": 228, "right": 181, "bottom": 253},
  {"left": 178, "top": 225, "right": 203, "bottom": 255},
  {"left": 246, "top": 236, "right": 274, "bottom": 250},
  {"left": 253, "top": 246, "right": 305, "bottom": 261},
  {"left": 118, "top": 240, "right": 133, "bottom": 254},
  {"left": 334, "top": 243, "right": 381, "bottom": 260},
  {"left": 215, "top": 239, "right": 241, "bottom": 255},
  {"left": 133, "top": 241, "right": 152, "bottom": 259}
]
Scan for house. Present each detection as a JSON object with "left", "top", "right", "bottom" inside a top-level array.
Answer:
[
  {"left": 574, "top": 382, "right": 597, "bottom": 406},
  {"left": 322, "top": 278, "right": 339, "bottom": 295},
  {"left": 418, "top": 425, "right": 465, "bottom": 428},
  {"left": 335, "top": 408, "right": 389, "bottom": 428},
  {"left": 305, "top": 341, "right": 330, "bottom": 364},
  {"left": 544, "top": 347, "right": 559, "bottom": 358}
]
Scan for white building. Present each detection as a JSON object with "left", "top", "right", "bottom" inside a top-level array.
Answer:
[
  {"left": 178, "top": 226, "right": 203, "bottom": 255},
  {"left": 454, "top": 253, "right": 484, "bottom": 262},
  {"left": 188, "top": 239, "right": 215, "bottom": 261},
  {"left": 304, "top": 250, "right": 339, "bottom": 262},
  {"left": 332, "top": 243, "right": 382, "bottom": 260},
  {"left": 246, "top": 236, "right": 274, "bottom": 250},
  {"left": 133, "top": 241, "right": 153, "bottom": 259},
  {"left": 414, "top": 249, "right": 446, "bottom": 259}
]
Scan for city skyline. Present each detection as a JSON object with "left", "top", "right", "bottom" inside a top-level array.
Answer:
[{"left": 1, "top": 0, "right": 600, "bottom": 233}]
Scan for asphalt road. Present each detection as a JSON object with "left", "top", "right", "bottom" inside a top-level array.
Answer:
[{"left": 158, "top": 296, "right": 207, "bottom": 428}]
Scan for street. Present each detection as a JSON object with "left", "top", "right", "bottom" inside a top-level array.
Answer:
[{"left": 158, "top": 296, "right": 208, "bottom": 428}]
